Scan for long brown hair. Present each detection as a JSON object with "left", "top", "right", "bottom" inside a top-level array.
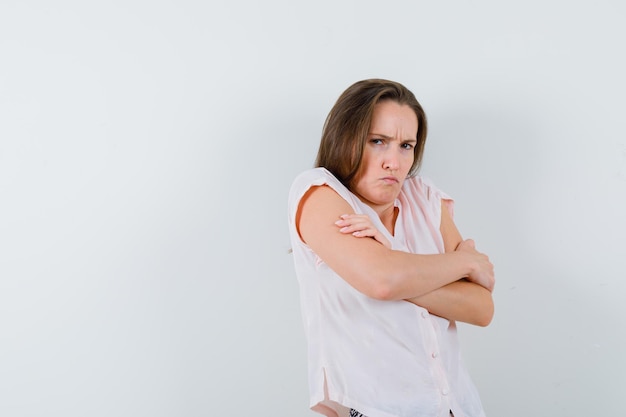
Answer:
[{"left": 315, "top": 79, "right": 428, "bottom": 189}]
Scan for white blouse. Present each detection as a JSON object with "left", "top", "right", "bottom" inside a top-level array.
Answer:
[{"left": 288, "top": 168, "right": 486, "bottom": 417}]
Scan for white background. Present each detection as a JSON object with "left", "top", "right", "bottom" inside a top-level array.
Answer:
[{"left": 1, "top": 1, "right": 625, "bottom": 416}]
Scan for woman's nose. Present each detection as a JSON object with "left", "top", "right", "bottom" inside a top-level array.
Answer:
[{"left": 383, "top": 150, "right": 400, "bottom": 170}]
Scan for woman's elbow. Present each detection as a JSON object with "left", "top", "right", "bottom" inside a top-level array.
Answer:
[
  {"left": 474, "top": 301, "right": 494, "bottom": 327},
  {"left": 345, "top": 264, "right": 398, "bottom": 300},
  {"left": 370, "top": 283, "right": 396, "bottom": 301},
  {"left": 359, "top": 273, "right": 398, "bottom": 301}
]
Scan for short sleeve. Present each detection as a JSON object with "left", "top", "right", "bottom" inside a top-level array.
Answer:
[{"left": 287, "top": 168, "right": 363, "bottom": 246}]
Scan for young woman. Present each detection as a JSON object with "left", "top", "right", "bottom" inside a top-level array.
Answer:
[{"left": 288, "top": 79, "right": 495, "bottom": 417}]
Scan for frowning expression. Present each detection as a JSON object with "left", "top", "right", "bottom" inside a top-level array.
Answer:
[{"left": 351, "top": 100, "right": 418, "bottom": 210}]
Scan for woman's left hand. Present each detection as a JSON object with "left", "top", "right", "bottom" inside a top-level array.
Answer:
[{"left": 335, "top": 214, "right": 392, "bottom": 249}]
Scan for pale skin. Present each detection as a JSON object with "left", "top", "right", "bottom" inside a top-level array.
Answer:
[
  {"left": 297, "top": 100, "right": 495, "bottom": 326},
  {"left": 336, "top": 209, "right": 494, "bottom": 326}
]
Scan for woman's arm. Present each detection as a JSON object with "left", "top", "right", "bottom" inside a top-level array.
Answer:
[
  {"left": 407, "top": 280, "right": 494, "bottom": 326},
  {"left": 405, "top": 201, "right": 494, "bottom": 326},
  {"left": 297, "top": 185, "right": 494, "bottom": 301},
  {"left": 334, "top": 198, "right": 495, "bottom": 326}
]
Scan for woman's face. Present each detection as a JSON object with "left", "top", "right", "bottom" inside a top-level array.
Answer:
[{"left": 351, "top": 100, "right": 418, "bottom": 210}]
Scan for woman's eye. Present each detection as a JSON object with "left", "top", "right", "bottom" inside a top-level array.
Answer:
[
  {"left": 402, "top": 143, "right": 414, "bottom": 150},
  {"left": 371, "top": 138, "right": 384, "bottom": 145}
]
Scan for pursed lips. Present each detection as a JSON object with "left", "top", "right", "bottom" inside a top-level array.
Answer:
[{"left": 381, "top": 176, "right": 399, "bottom": 184}]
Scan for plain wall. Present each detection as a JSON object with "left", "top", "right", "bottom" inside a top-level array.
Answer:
[{"left": 1, "top": 1, "right": 625, "bottom": 416}]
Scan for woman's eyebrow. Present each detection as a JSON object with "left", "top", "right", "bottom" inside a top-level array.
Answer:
[{"left": 370, "top": 133, "right": 417, "bottom": 142}]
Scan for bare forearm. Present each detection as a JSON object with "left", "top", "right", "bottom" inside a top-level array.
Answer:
[
  {"left": 406, "top": 279, "right": 494, "bottom": 326},
  {"left": 367, "top": 250, "right": 478, "bottom": 300},
  {"left": 299, "top": 186, "right": 494, "bottom": 301},
  {"left": 407, "top": 199, "right": 495, "bottom": 326}
]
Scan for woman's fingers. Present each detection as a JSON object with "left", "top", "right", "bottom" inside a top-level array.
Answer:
[
  {"left": 335, "top": 214, "right": 371, "bottom": 232},
  {"left": 335, "top": 214, "right": 391, "bottom": 248},
  {"left": 456, "top": 239, "right": 495, "bottom": 292}
]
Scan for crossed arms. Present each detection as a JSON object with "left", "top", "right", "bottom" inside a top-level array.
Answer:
[{"left": 296, "top": 185, "right": 495, "bottom": 326}]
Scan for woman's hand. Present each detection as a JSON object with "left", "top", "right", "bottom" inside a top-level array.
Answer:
[
  {"left": 456, "top": 239, "right": 495, "bottom": 292},
  {"left": 335, "top": 214, "right": 392, "bottom": 249},
  {"left": 298, "top": 186, "right": 490, "bottom": 301}
]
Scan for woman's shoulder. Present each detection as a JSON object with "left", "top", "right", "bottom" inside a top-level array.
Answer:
[
  {"left": 289, "top": 167, "right": 359, "bottom": 213},
  {"left": 402, "top": 175, "right": 453, "bottom": 202},
  {"left": 403, "top": 174, "right": 436, "bottom": 187},
  {"left": 290, "top": 167, "right": 346, "bottom": 194},
  {"left": 292, "top": 167, "right": 334, "bottom": 183}
]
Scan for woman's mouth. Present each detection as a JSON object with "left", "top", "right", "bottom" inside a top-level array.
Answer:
[{"left": 381, "top": 176, "right": 399, "bottom": 184}]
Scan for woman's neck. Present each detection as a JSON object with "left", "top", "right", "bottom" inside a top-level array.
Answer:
[{"left": 377, "top": 205, "right": 399, "bottom": 236}]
